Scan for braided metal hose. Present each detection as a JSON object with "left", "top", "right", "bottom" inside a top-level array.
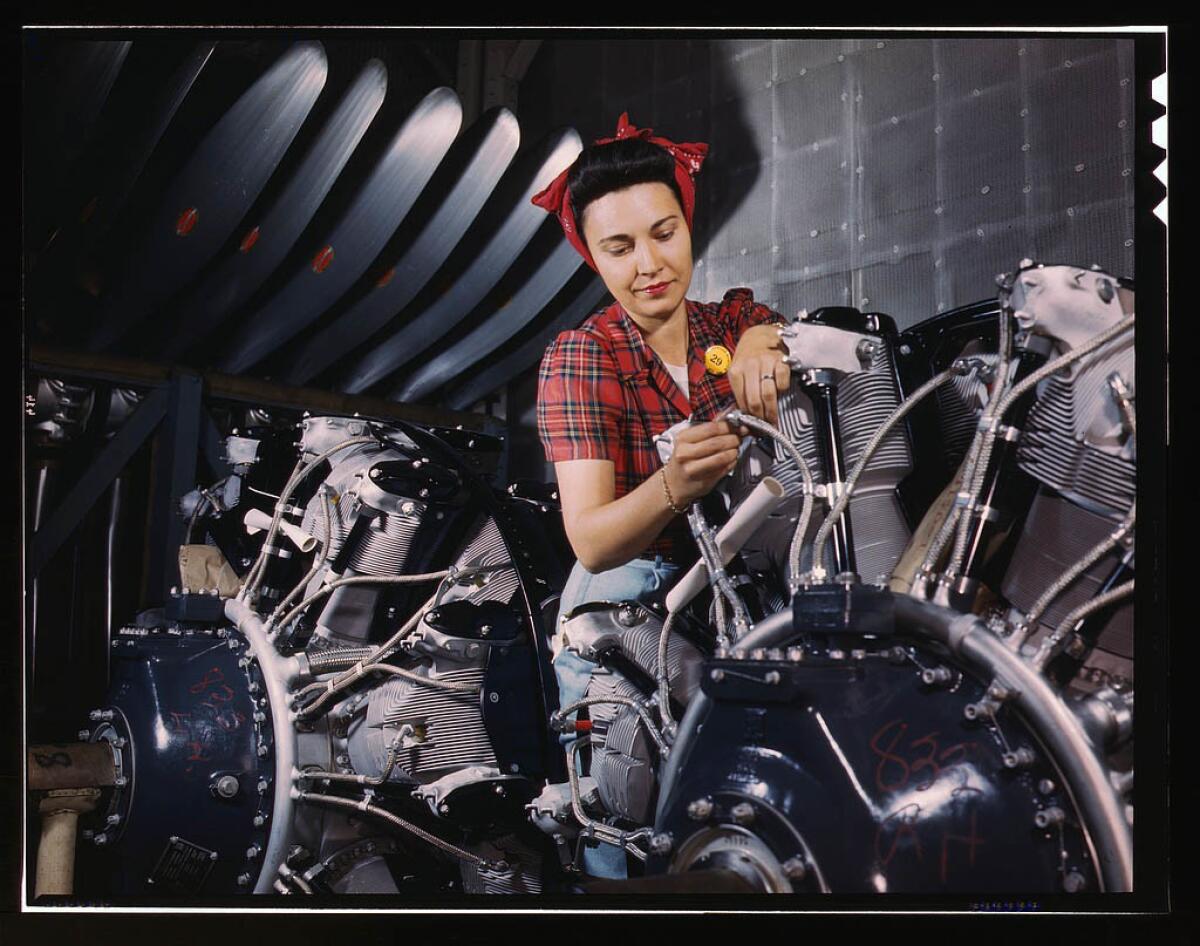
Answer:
[
  {"left": 552, "top": 694, "right": 670, "bottom": 760},
  {"left": 1031, "top": 579, "right": 1136, "bottom": 671},
  {"left": 807, "top": 367, "right": 959, "bottom": 582},
  {"left": 944, "top": 314, "right": 1136, "bottom": 578},
  {"left": 268, "top": 485, "right": 334, "bottom": 634},
  {"left": 291, "top": 591, "right": 439, "bottom": 705},
  {"left": 296, "top": 660, "right": 478, "bottom": 720},
  {"left": 563, "top": 736, "right": 656, "bottom": 857},
  {"left": 297, "top": 790, "right": 504, "bottom": 871},
  {"left": 1009, "top": 502, "right": 1136, "bottom": 650},
  {"left": 241, "top": 437, "right": 378, "bottom": 603},
  {"left": 724, "top": 411, "right": 817, "bottom": 594},
  {"left": 296, "top": 725, "right": 413, "bottom": 786},
  {"left": 273, "top": 570, "right": 450, "bottom": 632}
]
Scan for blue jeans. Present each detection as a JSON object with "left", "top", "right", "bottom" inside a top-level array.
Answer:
[{"left": 551, "top": 555, "right": 681, "bottom": 879}]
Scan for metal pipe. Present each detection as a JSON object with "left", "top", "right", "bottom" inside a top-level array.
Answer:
[
  {"left": 27, "top": 743, "right": 117, "bottom": 791},
  {"left": 1012, "top": 504, "right": 1136, "bottom": 649},
  {"left": 272, "top": 569, "right": 450, "bottom": 633},
  {"left": 893, "top": 594, "right": 1133, "bottom": 891},
  {"left": 1032, "top": 580, "right": 1136, "bottom": 672},
  {"left": 104, "top": 476, "right": 125, "bottom": 685},
  {"left": 34, "top": 789, "right": 102, "bottom": 898},
  {"left": 802, "top": 377, "right": 855, "bottom": 575},
  {"left": 224, "top": 598, "right": 302, "bottom": 895},
  {"left": 664, "top": 477, "right": 787, "bottom": 614},
  {"left": 721, "top": 607, "right": 794, "bottom": 655},
  {"left": 808, "top": 367, "right": 958, "bottom": 582},
  {"left": 552, "top": 695, "right": 669, "bottom": 760},
  {"left": 723, "top": 411, "right": 816, "bottom": 594},
  {"left": 296, "top": 790, "right": 499, "bottom": 870},
  {"left": 947, "top": 314, "right": 1136, "bottom": 578}
]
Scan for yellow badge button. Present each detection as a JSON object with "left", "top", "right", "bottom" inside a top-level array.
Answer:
[{"left": 704, "top": 344, "right": 732, "bottom": 376}]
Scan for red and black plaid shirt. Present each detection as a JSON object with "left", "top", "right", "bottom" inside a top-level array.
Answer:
[{"left": 537, "top": 287, "right": 788, "bottom": 563}]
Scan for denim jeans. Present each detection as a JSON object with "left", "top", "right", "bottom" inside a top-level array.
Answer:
[{"left": 551, "top": 555, "right": 681, "bottom": 879}]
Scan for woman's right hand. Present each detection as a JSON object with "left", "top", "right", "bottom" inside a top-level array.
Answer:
[{"left": 663, "top": 419, "right": 748, "bottom": 506}]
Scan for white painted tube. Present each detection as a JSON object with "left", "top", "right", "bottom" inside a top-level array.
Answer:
[
  {"left": 665, "top": 476, "right": 786, "bottom": 613},
  {"left": 244, "top": 508, "right": 317, "bottom": 554}
]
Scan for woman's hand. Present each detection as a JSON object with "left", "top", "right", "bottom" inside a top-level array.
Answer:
[
  {"left": 729, "top": 324, "right": 790, "bottom": 425},
  {"left": 663, "top": 419, "right": 747, "bottom": 506}
]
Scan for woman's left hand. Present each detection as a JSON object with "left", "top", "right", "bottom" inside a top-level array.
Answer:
[{"left": 729, "top": 325, "right": 790, "bottom": 425}]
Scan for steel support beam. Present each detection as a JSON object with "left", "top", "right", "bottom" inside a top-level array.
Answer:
[{"left": 143, "top": 372, "right": 203, "bottom": 602}]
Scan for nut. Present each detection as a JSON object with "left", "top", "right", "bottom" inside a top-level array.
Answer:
[
  {"left": 686, "top": 797, "right": 714, "bottom": 821},
  {"left": 730, "top": 802, "right": 755, "bottom": 826}
]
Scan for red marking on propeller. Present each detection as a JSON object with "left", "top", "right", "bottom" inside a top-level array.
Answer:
[
  {"left": 239, "top": 226, "right": 261, "bottom": 253},
  {"left": 376, "top": 266, "right": 396, "bottom": 288},
  {"left": 312, "top": 245, "right": 335, "bottom": 273},
  {"left": 175, "top": 207, "right": 199, "bottom": 236}
]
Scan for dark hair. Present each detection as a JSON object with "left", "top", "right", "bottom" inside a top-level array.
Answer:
[{"left": 567, "top": 137, "right": 685, "bottom": 234}]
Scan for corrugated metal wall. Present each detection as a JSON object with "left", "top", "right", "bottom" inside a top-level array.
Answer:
[{"left": 519, "top": 36, "right": 1135, "bottom": 329}]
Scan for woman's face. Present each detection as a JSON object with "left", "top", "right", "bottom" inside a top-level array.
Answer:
[{"left": 580, "top": 181, "right": 693, "bottom": 328}]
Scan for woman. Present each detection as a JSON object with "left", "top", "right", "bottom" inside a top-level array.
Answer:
[{"left": 532, "top": 114, "right": 790, "bottom": 875}]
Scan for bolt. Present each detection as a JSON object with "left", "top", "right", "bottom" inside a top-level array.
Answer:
[
  {"left": 336, "top": 754, "right": 350, "bottom": 766},
  {"left": 730, "top": 802, "right": 755, "bottom": 825},
  {"left": 1038, "top": 779, "right": 1056, "bottom": 795},
  {"left": 494, "top": 784, "right": 506, "bottom": 797},
  {"left": 439, "top": 803, "right": 450, "bottom": 815},
  {"left": 106, "top": 814, "right": 121, "bottom": 826},
  {"left": 764, "top": 670, "right": 781, "bottom": 685},
  {"left": 1002, "top": 747, "right": 1036, "bottom": 769},
  {"left": 257, "top": 779, "right": 269, "bottom": 794},
  {"left": 89, "top": 709, "right": 114, "bottom": 722},
  {"left": 81, "top": 829, "right": 94, "bottom": 840},
  {"left": 1063, "top": 869, "right": 1087, "bottom": 893},
  {"left": 93, "top": 834, "right": 109, "bottom": 846},
  {"left": 480, "top": 624, "right": 492, "bottom": 636},
  {"left": 210, "top": 851, "right": 219, "bottom": 861},
  {"left": 1035, "top": 807, "right": 1065, "bottom": 829},
  {"left": 782, "top": 856, "right": 808, "bottom": 880},
  {"left": 257, "top": 744, "right": 269, "bottom": 758},
  {"left": 850, "top": 649, "right": 866, "bottom": 661},
  {"left": 253, "top": 711, "right": 266, "bottom": 723},
  {"left": 829, "top": 649, "right": 846, "bottom": 660},
  {"left": 710, "top": 668, "right": 725, "bottom": 683},
  {"left": 987, "top": 682, "right": 1011, "bottom": 701},
  {"left": 786, "top": 647, "right": 805, "bottom": 662},
  {"left": 687, "top": 797, "right": 714, "bottom": 821},
  {"left": 237, "top": 873, "right": 252, "bottom": 887},
  {"left": 114, "top": 775, "right": 127, "bottom": 787},
  {"left": 922, "top": 666, "right": 954, "bottom": 686},
  {"left": 246, "top": 845, "right": 260, "bottom": 859},
  {"left": 78, "top": 729, "right": 91, "bottom": 741},
  {"left": 253, "top": 814, "right": 266, "bottom": 827},
  {"left": 649, "top": 833, "right": 673, "bottom": 855},
  {"left": 489, "top": 692, "right": 500, "bottom": 703}
]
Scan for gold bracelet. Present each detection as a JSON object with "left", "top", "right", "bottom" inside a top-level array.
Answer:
[{"left": 659, "top": 467, "right": 687, "bottom": 515}]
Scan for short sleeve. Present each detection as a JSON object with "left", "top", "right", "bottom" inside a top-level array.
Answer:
[
  {"left": 536, "top": 330, "right": 625, "bottom": 464},
  {"left": 718, "top": 287, "right": 788, "bottom": 351}
]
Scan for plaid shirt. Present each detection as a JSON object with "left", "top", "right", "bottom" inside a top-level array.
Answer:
[{"left": 537, "top": 288, "right": 788, "bottom": 562}]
